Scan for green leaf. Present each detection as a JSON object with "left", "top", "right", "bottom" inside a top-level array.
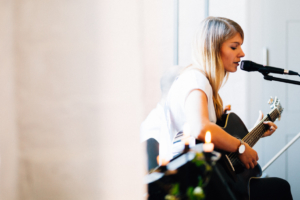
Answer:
[{"left": 170, "top": 183, "right": 180, "bottom": 195}]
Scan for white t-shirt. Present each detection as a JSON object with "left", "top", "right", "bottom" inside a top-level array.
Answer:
[
  {"left": 140, "top": 103, "right": 163, "bottom": 143},
  {"left": 165, "top": 68, "right": 217, "bottom": 157}
]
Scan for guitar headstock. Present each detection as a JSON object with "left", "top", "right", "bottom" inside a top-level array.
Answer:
[{"left": 268, "top": 96, "right": 284, "bottom": 121}]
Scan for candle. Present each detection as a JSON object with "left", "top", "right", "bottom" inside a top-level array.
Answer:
[{"left": 203, "top": 131, "right": 214, "bottom": 152}]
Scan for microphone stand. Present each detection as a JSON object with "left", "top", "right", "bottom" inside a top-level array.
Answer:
[
  {"left": 257, "top": 67, "right": 300, "bottom": 85},
  {"left": 263, "top": 75, "right": 300, "bottom": 85}
]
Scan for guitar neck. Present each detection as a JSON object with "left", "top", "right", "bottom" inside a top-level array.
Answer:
[{"left": 243, "top": 108, "right": 280, "bottom": 147}]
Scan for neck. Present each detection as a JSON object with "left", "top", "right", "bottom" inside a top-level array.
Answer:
[{"left": 243, "top": 108, "right": 279, "bottom": 147}]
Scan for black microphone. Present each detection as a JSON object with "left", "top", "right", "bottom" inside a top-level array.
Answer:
[{"left": 240, "top": 60, "right": 299, "bottom": 76}]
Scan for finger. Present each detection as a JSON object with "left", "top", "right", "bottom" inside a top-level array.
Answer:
[
  {"left": 269, "top": 123, "right": 277, "bottom": 129},
  {"left": 244, "top": 162, "right": 249, "bottom": 169},
  {"left": 256, "top": 154, "right": 259, "bottom": 161},
  {"left": 264, "top": 121, "right": 277, "bottom": 130},
  {"left": 264, "top": 131, "right": 269, "bottom": 137},
  {"left": 250, "top": 162, "right": 255, "bottom": 169},
  {"left": 253, "top": 160, "right": 257, "bottom": 166},
  {"left": 264, "top": 123, "right": 276, "bottom": 132},
  {"left": 225, "top": 105, "right": 231, "bottom": 111},
  {"left": 263, "top": 121, "right": 272, "bottom": 125},
  {"left": 246, "top": 164, "right": 250, "bottom": 169},
  {"left": 270, "top": 125, "right": 276, "bottom": 129},
  {"left": 270, "top": 126, "right": 276, "bottom": 131},
  {"left": 264, "top": 130, "right": 272, "bottom": 137}
]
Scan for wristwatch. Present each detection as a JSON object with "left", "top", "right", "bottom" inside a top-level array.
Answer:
[{"left": 238, "top": 139, "right": 245, "bottom": 154}]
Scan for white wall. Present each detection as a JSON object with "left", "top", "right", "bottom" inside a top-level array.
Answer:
[
  {"left": 209, "top": 0, "right": 250, "bottom": 127},
  {"left": 0, "top": 0, "right": 146, "bottom": 199},
  {"left": 141, "top": 0, "right": 175, "bottom": 116},
  {"left": 178, "top": 0, "right": 205, "bottom": 66},
  {"left": 0, "top": 1, "right": 18, "bottom": 199}
]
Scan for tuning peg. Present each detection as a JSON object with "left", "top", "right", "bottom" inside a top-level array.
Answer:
[{"left": 268, "top": 96, "right": 274, "bottom": 105}]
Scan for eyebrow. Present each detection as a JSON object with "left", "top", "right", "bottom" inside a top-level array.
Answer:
[{"left": 231, "top": 42, "right": 241, "bottom": 45}]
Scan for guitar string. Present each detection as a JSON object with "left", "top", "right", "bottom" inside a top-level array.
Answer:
[
  {"left": 228, "top": 115, "right": 270, "bottom": 161},
  {"left": 227, "top": 121, "right": 267, "bottom": 164},
  {"left": 228, "top": 109, "right": 279, "bottom": 164},
  {"left": 249, "top": 120, "right": 267, "bottom": 145},
  {"left": 244, "top": 111, "right": 272, "bottom": 143},
  {"left": 231, "top": 110, "right": 276, "bottom": 160},
  {"left": 245, "top": 108, "right": 277, "bottom": 147},
  {"left": 249, "top": 110, "right": 278, "bottom": 148},
  {"left": 228, "top": 122, "right": 264, "bottom": 162},
  {"left": 249, "top": 123, "right": 267, "bottom": 146},
  {"left": 229, "top": 109, "right": 279, "bottom": 164},
  {"left": 227, "top": 109, "right": 277, "bottom": 162},
  {"left": 248, "top": 108, "right": 277, "bottom": 144},
  {"left": 229, "top": 124, "right": 260, "bottom": 163},
  {"left": 227, "top": 108, "right": 279, "bottom": 164}
]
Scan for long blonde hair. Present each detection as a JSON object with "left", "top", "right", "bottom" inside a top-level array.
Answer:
[{"left": 191, "top": 17, "right": 244, "bottom": 120}]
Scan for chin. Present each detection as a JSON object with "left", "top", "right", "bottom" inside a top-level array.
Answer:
[
  {"left": 226, "top": 68, "right": 238, "bottom": 73},
  {"left": 232, "top": 66, "right": 238, "bottom": 72}
]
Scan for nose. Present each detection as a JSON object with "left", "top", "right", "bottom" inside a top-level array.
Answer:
[{"left": 239, "top": 48, "right": 245, "bottom": 58}]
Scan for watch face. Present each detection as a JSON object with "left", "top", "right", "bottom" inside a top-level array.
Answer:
[{"left": 239, "top": 145, "right": 245, "bottom": 154}]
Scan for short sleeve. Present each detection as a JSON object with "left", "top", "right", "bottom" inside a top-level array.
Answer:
[
  {"left": 163, "top": 68, "right": 217, "bottom": 159},
  {"left": 166, "top": 68, "right": 216, "bottom": 133},
  {"left": 176, "top": 69, "right": 213, "bottom": 111}
]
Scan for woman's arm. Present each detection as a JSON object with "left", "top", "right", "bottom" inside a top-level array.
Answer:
[
  {"left": 184, "top": 89, "right": 259, "bottom": 169},
  {"left": 184, "top": 89, "right": 240, "bottom": 152}
]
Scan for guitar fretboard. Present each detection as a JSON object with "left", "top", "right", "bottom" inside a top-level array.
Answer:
[
  {"left": 229, "top": 108, "right": 280, "bottom": 165},
  {"left": 243, "top": 108, "right": 279, "bottom": 147}
]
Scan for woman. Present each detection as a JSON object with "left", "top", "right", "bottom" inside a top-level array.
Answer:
[{"left": 164, "top": 17, "right": 292, "bottom": 199}]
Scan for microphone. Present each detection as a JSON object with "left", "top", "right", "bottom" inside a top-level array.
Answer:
[{"left": 240, "top": 60, "right": 299, "bottom": 76}]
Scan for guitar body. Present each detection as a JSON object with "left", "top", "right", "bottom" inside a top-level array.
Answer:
[
  {"left": 198, "top": 112, "right": 263, "bottom": 200},
  {"left": 217, "top": 112, "right": 262, "bottom": 199},
  {"left": 200, "top": 98, "right": 284, "bottom": 199}
]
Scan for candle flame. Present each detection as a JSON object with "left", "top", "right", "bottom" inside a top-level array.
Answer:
[{"left": 205, "top": 131, "right": 211, "bottom": 143}]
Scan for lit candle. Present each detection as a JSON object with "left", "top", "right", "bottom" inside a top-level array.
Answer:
[
  {"left": 203, "top": 131, "right": 214, "bottom": 152},
  {"left": 183, "top": 123, "right": 191, "bottom": 146}
]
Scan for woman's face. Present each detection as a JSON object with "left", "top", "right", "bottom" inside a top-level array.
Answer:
[{"left": 220, "top": 33, "right": 245, "bottom": 73}]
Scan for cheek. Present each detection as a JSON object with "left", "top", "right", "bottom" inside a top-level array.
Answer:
[{"left": 221, "top": 54, "right": 230, "bottom": 65}]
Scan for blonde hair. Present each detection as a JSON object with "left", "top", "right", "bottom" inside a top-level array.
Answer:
[{"left": 191, "top": 16, "right": 244, "bottom": 120}]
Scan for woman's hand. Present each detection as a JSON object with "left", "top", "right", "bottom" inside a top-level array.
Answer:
[
  {"left": 223, "top": 104, "right": 231, "bottom": 114},
  {"left": 238, "top": 143, "right": 259, "bottom": 169},
  {"left": 253, "top": 110, "right": 278, "bottom": 137},
  {"left": 262, "top": 121, "right": 277, "bottom": 137}
]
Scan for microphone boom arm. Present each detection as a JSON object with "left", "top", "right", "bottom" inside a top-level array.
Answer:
[{"left": 263, "top": 75, "right": 300, "bottom": 85}]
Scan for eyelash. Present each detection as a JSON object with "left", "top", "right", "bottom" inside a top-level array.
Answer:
[{"left": 231, "top": 47, "right": 237, "bottom": 50}]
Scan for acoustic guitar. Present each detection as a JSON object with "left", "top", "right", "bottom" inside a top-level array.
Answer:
[{"left": 208, "top": 97, "right": 283, "bottom": 199}]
